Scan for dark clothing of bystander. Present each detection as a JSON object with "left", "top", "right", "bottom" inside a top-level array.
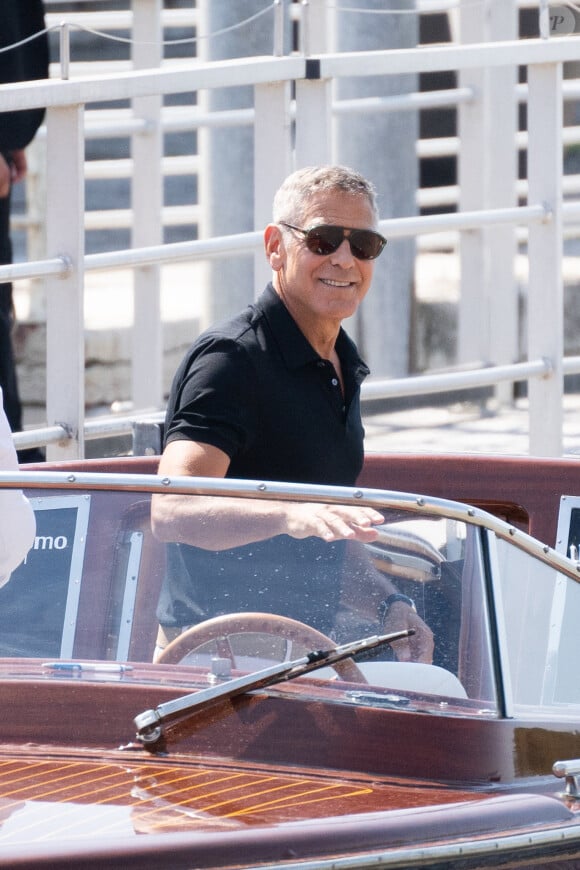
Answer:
[{"left": 0, "top": 1, "right": 49, "bottom": 460}]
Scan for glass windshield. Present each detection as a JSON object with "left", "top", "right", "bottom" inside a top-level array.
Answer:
[
  {"left": 0, "top": 484, "right": 497, "bottom": 714},
  {"left": 493, "top": 533, "right": 580, "bottom": 716}
]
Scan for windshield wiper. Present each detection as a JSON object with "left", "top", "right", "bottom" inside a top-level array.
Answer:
[{"left": 133, "top": 628, "right": 414, "bottom": 753}]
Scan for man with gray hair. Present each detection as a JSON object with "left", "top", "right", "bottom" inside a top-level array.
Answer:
[{"left": 153, "top": 165, "right": 433, "bottom": 663}]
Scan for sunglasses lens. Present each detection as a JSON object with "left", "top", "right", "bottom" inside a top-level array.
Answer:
[
  {"left": 350, "top": 230, "right": 386, "bottom": 260},
  {"left": 305, "top": 226, "right": 343, "bottom": 256},
  {"left": 303, "top": 226, "right": 386, "bottom": 260}
]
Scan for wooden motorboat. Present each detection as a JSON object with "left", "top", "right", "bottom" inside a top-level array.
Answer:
[{"left": 1, "top": 453, "right": 580, "bottom": 868}]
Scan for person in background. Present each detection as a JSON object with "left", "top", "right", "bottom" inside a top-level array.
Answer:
[
  {"left": 0, "top": 1, "right": 49, "bottom": 463},
  {"left": 152, "top": 165, "right": 434, "bottom": 664},
  {"left": 0, "top": 388, "right": 36, "bottom": 587}
]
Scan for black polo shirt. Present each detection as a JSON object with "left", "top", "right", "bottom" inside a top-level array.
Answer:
[
  {"left": 164, "top": 282, "right": 370, "bottom": 485},
  {"left": 158, "top": 283, "right": 371, "bottom": 632}
]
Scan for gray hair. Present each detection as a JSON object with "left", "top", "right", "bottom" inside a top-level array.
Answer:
[{"left": 272, "top": 165, "right": 379, "bottom": 226}]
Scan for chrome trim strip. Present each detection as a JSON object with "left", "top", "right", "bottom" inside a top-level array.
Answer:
[
  {"left": 253, "top": 822, "right": 580, "bottom": 870},
  {"left": 1, "top": 470, "right": 579, "bottom": 582}
]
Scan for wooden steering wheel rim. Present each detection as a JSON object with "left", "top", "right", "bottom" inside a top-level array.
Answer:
[{"left": 156, "top": 611, "right": 367, "bottom": 683}]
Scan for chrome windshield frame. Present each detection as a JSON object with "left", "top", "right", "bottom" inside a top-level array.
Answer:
[{"left": 1, "top": 469, "right": 579, "bottom": 584}]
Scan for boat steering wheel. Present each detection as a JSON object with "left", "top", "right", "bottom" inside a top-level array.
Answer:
[{"left": 156, "top": 612, "right": 367, "bottom": 683}]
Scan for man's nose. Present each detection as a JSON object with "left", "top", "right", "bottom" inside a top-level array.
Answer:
[{"left": 330, "top": 238, "right": 355, "bottom": 266}]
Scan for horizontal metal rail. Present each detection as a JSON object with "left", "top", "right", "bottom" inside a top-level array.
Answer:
[
  {"left": 1, "top": 469, "right": 578, "bottom": 580},
  {"left": 0, "top": 56, "right": 306, "bottom": 113},
  {"left": 83, "top": 155, "right": 200, "bottom": 180},
  {"left": 2, "top": 39, "right": 580, "bottom": 116},
  {"left": 23, "top": 77, "right": 578, "bottom": 147},
  {"left": 14, "top": 357, "right": 580, "bottom": 453},
  {"left": 0, "top": 203, "right": 553, "bottom": 283},
  {"left": 12, "top": 410, "right": 164, "bottom": 451},
  {"left": 83, "top": 204, "right": 201, "bottom": 232},
  {"left": 379, "top": 204, "right": 549, "bottom": 239},
  {"left": 45, "top": 8, "right": 198, "bottom": 30},
  {"left": 362, "top": 359, "right": 556, "bottom": 401},
  {"left": 318, "top": 37, "right": 580, "bottom": 80}
]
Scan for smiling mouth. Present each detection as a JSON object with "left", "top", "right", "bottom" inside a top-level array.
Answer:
[{"left": 320, "top": 278, "right": 354, "bottom": 288}]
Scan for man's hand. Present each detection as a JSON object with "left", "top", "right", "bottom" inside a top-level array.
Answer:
[
  {"left": 0, "top": 154, "right": 11, "bottom": 198},
  {"left": 0, "top": 149, "right": 27, "bottom": 198},
  {"left": 382, "top": 599, "right": 434, "bottom": 664},
  {"left": 285, "top": 503, "right": 384, "bottom": 544},
  {"left": 9, "top": 149, "right": 27, "bottom": 184}
]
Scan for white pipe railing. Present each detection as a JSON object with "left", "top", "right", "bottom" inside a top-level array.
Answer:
[
  {"left": 13, "top": 354, "right": 580, "bottom": 453},
  {"left": 20, "top": 2, "right": 580, "bottom": 239},
  {"left": 18, "top": 85, "right": 580, "bottom": 233},
  {"left": 2, "top": 200, "right": 566, "bottom": 289},
  {"left": 25, "top": 80, "right": 580, "bottom": 143},
  {"left": 362, "top": 359, "right": 556, "bottom": 401},
  {"left": 2, "top": 21, "right": 579, "bottom": 458},
  {"left": 0, "top": 203, "right": 551, "bottom": 284}
]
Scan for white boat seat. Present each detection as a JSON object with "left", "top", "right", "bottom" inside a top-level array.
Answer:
[{"left": 357, "top": 661, "right": 468, "bottom": 699}]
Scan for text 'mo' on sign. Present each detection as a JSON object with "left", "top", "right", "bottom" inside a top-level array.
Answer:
[{"left": 0, "top": 495, "right": 91, "bottom": 658}]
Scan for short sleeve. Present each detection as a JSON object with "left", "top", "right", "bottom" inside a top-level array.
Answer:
[{"left": 164, "top": 337, "right": 258, "bottom": 459}]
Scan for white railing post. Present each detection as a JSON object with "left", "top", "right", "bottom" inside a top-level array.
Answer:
[
  {"left": 332, "top": 0, "right": 418, "bottom": 379},
  {"left": 44, "top": 105, "right": 85, "bottom": 460},
  {"left": 131, "top": 0, "right": 164, "bottom": 411},
  {"left": 484, "top": 0, "right": 518, "bottom": 405},
  {"left": 294, "top": 0, "right": 332, "bottom": 166},
  {"left": 527, "top": 61, "right": 564, "bottom": 456},
  {"left": 457, "top": 1, "right": 486, "bottom": 366},
  {"left": 23, "top": 136, "right": 47, "bottom": 322},
  {"left": 198, "top": 0, "right": 276, "bottom": 327},
  {"left": 254, "top": 81, "right": 292, "bottom": 292},
  {"left": 458, "top": 0, "right": 518, "bottom": 397},
  {"left": 294, "top": 76, "right": 332, "bottom": 166},
  {"left": 298, "top": 0, "right": 330, "bottom": 56}
]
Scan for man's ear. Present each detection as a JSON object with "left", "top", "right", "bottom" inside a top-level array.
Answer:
[{"left": 264, "top": 224, "right": 284, "bottom": 271}]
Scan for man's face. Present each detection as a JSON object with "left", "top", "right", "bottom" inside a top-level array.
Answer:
[{"left": 267, "top": 190, "right": 378, "bottom": 329}]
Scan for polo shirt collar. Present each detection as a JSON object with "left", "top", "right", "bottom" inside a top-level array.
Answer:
[{"left": 256, "top": 283, "right": 370, "bottom": 385}]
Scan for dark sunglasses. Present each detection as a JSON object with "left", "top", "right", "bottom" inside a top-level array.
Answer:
[{"left": 280, "top": 222, "right": 387, "bottom": 261}]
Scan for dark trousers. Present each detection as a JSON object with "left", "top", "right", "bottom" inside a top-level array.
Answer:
[
  {"left": 0, "top": 186, "right": 43, "bottom": 463},
  {"left": 0, "top": 187, "right": 22, "bottom": 433}
]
